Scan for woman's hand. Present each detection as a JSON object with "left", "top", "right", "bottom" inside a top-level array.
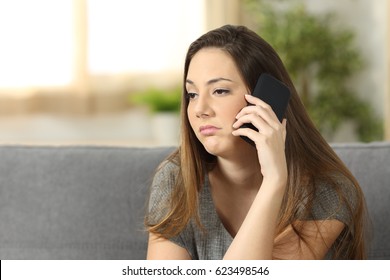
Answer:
[{"left": 232, "top": 94, "right": 287, "bottom": 186}]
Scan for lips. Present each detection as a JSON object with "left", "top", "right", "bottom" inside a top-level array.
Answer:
[{"left": 199, "top": 125, "right": 220, "bottom": 136}]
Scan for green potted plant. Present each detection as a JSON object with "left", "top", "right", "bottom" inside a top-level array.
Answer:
[
  {"left": 244, "top": 0, "right": 383, "bottom": 142},
  {"left": 130, "top": 86, "right": 181, "bottom": 145},
  {"left": 130, "top": 87, "right": 181, "bottom": 113}
]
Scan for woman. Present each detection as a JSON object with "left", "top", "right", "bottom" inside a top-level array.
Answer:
[{"left": 145, "top": 25, "right": 368, "bottom": 259}]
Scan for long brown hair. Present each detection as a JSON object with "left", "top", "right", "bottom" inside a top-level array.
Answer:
[{"left": 146, "top": 25, "right": 368, "bottom": 259}]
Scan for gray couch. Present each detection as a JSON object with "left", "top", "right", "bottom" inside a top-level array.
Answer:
[{"left": 0, "top": 142, "right": 389, "bottom": 260}]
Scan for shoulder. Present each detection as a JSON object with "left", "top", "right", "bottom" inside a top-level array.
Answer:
[
  {"left": 311, "top": 173, "right": 360, "bottom": 225},
  {"left": 150, "top": 159, "right": 180, "bottom": 201},
  {"left": 152, "top": 160, "right": 180, "bottom": 187},
  {"left": 315, "top": 173, "right": 359, "bottom": 207},
  {"left": 148, "top": 160, "right": 180, "bottom": 217}
]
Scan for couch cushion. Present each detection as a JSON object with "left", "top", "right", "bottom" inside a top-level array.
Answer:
[
  {"left": 0, "top": 145, "right": 174, "bottom": 259},
  {"left": 332, "top": 142, "right": 390, "bottom": 259},
  {"left": 0, "top": 143, "right": 388, "bottom": 260}
]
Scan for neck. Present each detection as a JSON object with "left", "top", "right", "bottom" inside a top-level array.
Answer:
[{"left": 211, "top": 148, "right": 262, "bottom": 191}]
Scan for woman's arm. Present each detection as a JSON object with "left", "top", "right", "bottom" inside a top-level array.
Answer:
[
  {"left": 223, "top": 181, "right": 345, "bottom": 259},
  {"left": 147, "top": 232, "right": 191, "bottom": 260},
  {"left": 229, "top": 94, "right": 345, "bottom": 259},
  {"left": 272, "top": 220, "right": 345, "bottom": 259},
  {"left": 223, "top": 178, "right": 286, "bottom": 259},
  {"left": 229, "top": 94, "right": 288, "bottom": 259}
]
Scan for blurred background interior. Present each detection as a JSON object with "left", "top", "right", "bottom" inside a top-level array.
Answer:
[{"left": 0, "top": 0, "right": 389, "bottom": 147}]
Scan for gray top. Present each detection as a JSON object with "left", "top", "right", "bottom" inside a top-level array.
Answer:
[{"left": 148, "top": 160, "right": 356, "bottom": 260}]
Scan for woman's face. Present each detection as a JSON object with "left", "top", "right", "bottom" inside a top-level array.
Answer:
[{"left": 186, "top": 47, "right": 251, "bottom": 157}]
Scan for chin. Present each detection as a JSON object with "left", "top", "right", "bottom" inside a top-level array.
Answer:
[
  {"left": 201, "top": 136, "right": 243, "bottom": 157},
  {"left": 201, "top": 138, "right": 222, "bottom": 156}
]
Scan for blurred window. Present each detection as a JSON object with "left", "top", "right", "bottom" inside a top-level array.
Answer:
[
  {"left": 0, "top": 0, "right": 205, "bottom": 90},
  {"left": 0, "top": 0, "right": 73, "bottom": 88},
  {"left": 88, "top": 0, "right": 205, "bottom": 74}
]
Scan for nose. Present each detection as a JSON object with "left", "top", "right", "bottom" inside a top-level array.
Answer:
[{"left": 194, "top": 94, "right": 213, "bottom": 118}]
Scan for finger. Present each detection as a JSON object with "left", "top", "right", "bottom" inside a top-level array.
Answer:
[
  {"left": 233, "top": 113, "right": 271, "bottom": 134},
  {"left": 282, "top": 118, "right": 287, "bottom": 141},
  {"left": 245, "top": 94, "right": 271, "bottom": 108},
  {"left": 236, "top": 104, "right": 274, "bottom": 119},
  {"left": 236, "top": 104, "right": 280, "bottom": 128},
  {"left": 238, "top": 95, "right": 276, "bottom": 117},
  {"left": 232, "top": 126, "right": 263, "bottom": 144}
]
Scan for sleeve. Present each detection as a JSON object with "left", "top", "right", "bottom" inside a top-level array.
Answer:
[
  {"left": 310, "top": 175, "right": 358, "bottom": 227},
  {"left": 147, "top": 160, "right": 195, "bottom": 257},
  {"left": 147, "top": 160, "right": 178, "bottom": 225}
]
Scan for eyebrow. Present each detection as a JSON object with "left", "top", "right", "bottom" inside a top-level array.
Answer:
[{"left": 186, "top": 77, "right": 234, "bottom": 86}]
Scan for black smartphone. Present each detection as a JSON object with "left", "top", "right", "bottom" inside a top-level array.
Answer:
[{"left": 240, "top": 73, "right": 291, "bottom": 146}]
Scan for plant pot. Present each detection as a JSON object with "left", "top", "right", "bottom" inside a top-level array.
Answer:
[{"left": 151, "top": 112, "right": 180, "bottom": 146}]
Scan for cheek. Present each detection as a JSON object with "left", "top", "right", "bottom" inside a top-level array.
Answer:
[
  {"left": 227, "top": 100, "right": 247, "bottom": 121},
  {"left": 187, "top": 105, "right": 196, "bottom": 130}
]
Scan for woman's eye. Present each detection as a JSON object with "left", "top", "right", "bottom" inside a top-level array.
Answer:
[
  {"left": 214, "top": 89, "right": 230, "bottom": 95},
  {"left": 186, "top": 92, "right": 197, "bottom": 100}
]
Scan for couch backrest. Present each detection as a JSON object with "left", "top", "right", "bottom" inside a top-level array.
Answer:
[
  {"left": 0, "top": 143, "right": 388, "bottom": 259},
  {"left": 0, "top": 146, "right": 174, "bottom": 259},
  {"left": 332, "top": 142, "right": 390, "bottom": 259}
]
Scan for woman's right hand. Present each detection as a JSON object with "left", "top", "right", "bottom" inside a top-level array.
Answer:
[{"left": 232, "top": 94, "right": 287, "bottom": 187}]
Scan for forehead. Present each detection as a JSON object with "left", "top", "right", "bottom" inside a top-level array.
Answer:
[{"left": 187, "top": 48, "right": 242, "bottom": 82}]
